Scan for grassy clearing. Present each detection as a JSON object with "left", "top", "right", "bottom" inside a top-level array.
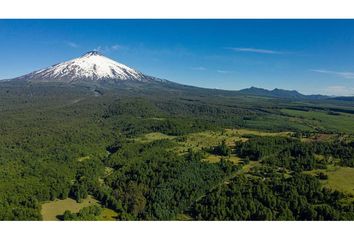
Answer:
[
  {"left": 96, "top": 208, "right": 119, "bottom": 221},
  {"left": 240, "top": 161, "right": 261, "bottom": 173},
  {"left": 136, "top": 128, "right": 290, "bottom": 163},
  {"left": 174, "top": 128, "right": 290, "bottom": 154},
  {"left": 306, "top": 166, "right": 354, "bottom": 196},
  {"left": 203, "top": 154, "right": 241, "bottom": 164},
  {"left": 324, "top": 167, "right": 354, "bottom": 196},
  {"left": 147, "top": 117, "right": 165, "bottom": 121},
  {"left": 177, "top": 130, "right": 229, "bottom": 153},
  {"left": 135, "top": 132, "right": 175, "bottom": 143},
  {"left": 137, "top": 128, "right": 290, "bottom": 153},
  {"left": 41, "top": 195, "right": 118, "bottom": 221},
  {"left": 175, "top": 213, "right": 193, "bottom": 220},
  {"left": 41, "top": 195, "right": 98, "bottom": 220},
  {"left": 300, "top": 133, "right": 340, "bottom": 143},
  {"left": 282, "top": 109, "right": 354, "bottom": 133},
  {"left": 104, "top": 167, "right": 114, "bottom": 176},
  {"left": 77, "top": 156, "right": 91, "bottom": 162},
  {"left": 228, "top": 128, "right": 291, "bottom": 137}
]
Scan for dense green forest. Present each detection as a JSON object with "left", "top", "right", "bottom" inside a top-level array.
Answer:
[{"left": 0, "top": 82, "right": 353, "bottom": 220}]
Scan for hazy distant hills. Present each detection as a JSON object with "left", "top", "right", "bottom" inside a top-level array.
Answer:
[{"left": 238, "top": 87, "right": 329, "bottom": 100}]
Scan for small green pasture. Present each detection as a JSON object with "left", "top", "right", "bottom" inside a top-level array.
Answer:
[
  {"left": 306, "top": 166, "right": 354, "bottom": 196},
  {"left": 135, "top": 132, "right": 176, "bottom": 143},
  {"left": 41, "top": 195, "right": 118, "bottom": 221}
]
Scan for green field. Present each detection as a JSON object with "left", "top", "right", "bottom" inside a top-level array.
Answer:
[
  {"left": 282, "top": 109, "right": 354, "bottom": 133},
  {"left": 135, "top": 132, "right": 176, "bottom": 143},
  {"left": 307, "top": 166, "right": 354, "bottom": 196},
  {"left": 177, "top": 129, "right": 289, "bottom": 153},
  {"left": 136, "top": 129, "right": 290, "bottom": 164},
  {"left": 41, "top": 196, "right": 117, "bottom": 221},
  {"left": 41, "top": 195, "right": 98, "bottom": 220},
  {"left": 135, "top": 129, "right": 293, "bottom": 167},
  {"left": 203, "top": 154, "right": 241, "bottom": 164},
  {"left": 326, "top": 167, "right": 354, "bottom": 196},
  {"left": 96, "top": 208, "right": 119, "bottom": 221}
]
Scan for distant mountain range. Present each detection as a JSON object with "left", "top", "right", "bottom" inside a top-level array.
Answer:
[
  {"left": 238, "top": 86, "right": 328, "bottom": 100},
  {"left": 3, "top": 51, "right": 347, "bottom": 100}
]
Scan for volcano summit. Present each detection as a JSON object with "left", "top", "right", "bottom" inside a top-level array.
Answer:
[{"left": 12, "top": 51, "right": 159, "bottom": 84}]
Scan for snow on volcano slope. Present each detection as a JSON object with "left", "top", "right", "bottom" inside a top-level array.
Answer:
[{"left": 14, "top": 51, "right": 157, "bottom": 83}]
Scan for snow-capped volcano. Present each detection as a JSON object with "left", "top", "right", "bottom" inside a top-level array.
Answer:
[{"left": 13, "top": 51, "right": 158, "bottom": 83}]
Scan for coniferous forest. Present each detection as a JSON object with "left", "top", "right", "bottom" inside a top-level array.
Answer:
[{"left": 0, "top": 82, "right": 353, "bottom": 220}]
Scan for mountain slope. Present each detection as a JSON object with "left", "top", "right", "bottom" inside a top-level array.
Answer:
[{"left": 12, "top": 51, "right": 159, "bottom": 84}]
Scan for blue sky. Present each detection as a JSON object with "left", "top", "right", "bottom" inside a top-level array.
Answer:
[{"left": 0, "top": 19, "right": 354, "bottom": 96}]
